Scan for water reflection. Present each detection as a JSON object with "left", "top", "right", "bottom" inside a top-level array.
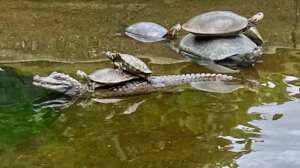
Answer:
[
  {"left": 0, "top": 88, "right": 259, "bottom": 167},
  {"left": 238, "top": 100, "right": 300, "bottom": 168},
  {"left": 237, "top": 74, "right": 300, "bottom": 167},
  {"left": 0, "top": 60, "right": 297, "bottom": 168},
  {"left": 0, "top": 67, "right": 63, "bottom": 146},
  {"left": 0, "top": 47, "right": 300, "bottom": 167}
]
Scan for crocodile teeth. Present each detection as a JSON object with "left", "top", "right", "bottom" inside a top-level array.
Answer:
[
  {"left": 220, "top": 75, "right": 229, "bottom": 80},
  {"left": 216, "top": 74, "right": 222, "bottom": 78},
  {"left": 205, "top": 74, "right": 211, "bottom": 80},
  {"left": 227, "top": 75, "right": 233, "bottom": 80}
]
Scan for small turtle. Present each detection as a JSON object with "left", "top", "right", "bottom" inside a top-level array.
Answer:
[
  {"left": 125, "top": 22, "right": 181, "bottom": 43},
  {"left": 104, "top": 51, "right": 152, "bottom": 78},
  {"left": 182, "top": 11, "right": 264, "bottom": 39},
  {"left": 76, "top": 68, "right": 139, "bottom": 89},
  {"left": 178, "top": 33, "right": 262, "bottom": 73}
]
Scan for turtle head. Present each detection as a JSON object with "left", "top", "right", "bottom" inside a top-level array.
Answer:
[
  {"left": 165, "top": 23, "right": 181, "bottom": 40},
  {"left": 243, "top": 47, "right": 263, "bottom": 66},
  {"left": 250, "top": 47, "right": 263, "bottom": 62},
  {"left": 33, "top": 72, "right": 82, "bottom": 96},
  {"left": 103, "top": 51, "right": 119, "bottom": 61},
  {"left": 229, "top": 47, "right": 262, "bottom": 67},
  {"left": 248, "top": 12, "right": 264, "bottom": 26}
]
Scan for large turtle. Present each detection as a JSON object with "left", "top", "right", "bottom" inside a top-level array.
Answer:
[
  {"left": 104, "top": 51, "right": 152, "bottom": 78},
  {"left": 76, "top": 68, "right": 139, "bottom": 91},
  {"left": 125, "top": 22, "right": 181, "bottom": 43},
  {"left": 182, "top": 11, "right": 263, "bottom": 36},
  {"left": 177, "top": 33, "right": 262, "bottom": 73},
  {"left": 182, "top": 11, "right": 264, "bottom": 45}
]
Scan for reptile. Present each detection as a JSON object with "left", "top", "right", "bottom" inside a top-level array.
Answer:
[{"left": 33, "top": 71, "right": 246, "bottom": 98}]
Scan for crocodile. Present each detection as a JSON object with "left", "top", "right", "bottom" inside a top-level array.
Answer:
[{"left": 33, "top": 71, "right": 246, "bottom": 98}]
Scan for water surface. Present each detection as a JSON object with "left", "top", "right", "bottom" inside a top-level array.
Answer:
[{"left": 0, "top": 0, "right": 300, "bottom": 167}]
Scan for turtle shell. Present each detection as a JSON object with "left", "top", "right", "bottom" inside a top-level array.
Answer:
[
  {"left": 125, "top": 22, "right": 168, "bottom": 42},
  {"left": 116, "top": 53, "right": 152, "bottom": 77},
  {"left": 182, "top": 11, "right": 248, "bottom": 36},
  {"left": 88, "top": 68, "right": 138, "bottom": 85},
  {"left": 179, "top": 33, "right": 261, "bottom": 61}
]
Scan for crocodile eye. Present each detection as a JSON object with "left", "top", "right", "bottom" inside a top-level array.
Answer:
[{"left": 53, "top": 76, "right": 65, "bottom": 80}]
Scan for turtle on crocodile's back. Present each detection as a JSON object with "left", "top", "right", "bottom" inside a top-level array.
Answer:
[
  {"left": 76, "top": 68, "right": 139, "bottom": 87},
  {"left": 76, "top": 68, "right": 141, "bottom": 93},
  {"left": 104, "top": 51, "right": 152, "bottom": 78}
]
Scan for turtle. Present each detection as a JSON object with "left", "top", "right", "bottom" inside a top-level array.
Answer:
[
  {"left": 104, "top": 51, "right": 152, "bottom": 78},
  {"left": 177, "top": 33, "right": 262, "bottom": 73},
  {"left": 76, "top": 68, "right": 139, "bottom": 90},
  {"left": 125, "top": 22, "right": 181, "bottom": 43},
  {"left": 182, "top": 11, "right": 264, "bottom": 43}
]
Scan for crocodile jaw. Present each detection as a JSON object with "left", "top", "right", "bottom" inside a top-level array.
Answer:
[{"left": 33, "top": 72, "right": 82, "bottom": 96}]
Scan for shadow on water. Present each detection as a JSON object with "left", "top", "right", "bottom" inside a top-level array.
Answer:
[{"left": 0, "top": 67, "right": 65, "bottom": 146}]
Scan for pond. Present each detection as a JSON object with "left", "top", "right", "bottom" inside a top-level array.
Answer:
[{"left": 0, "top": 0, "right": 299, "bottom": 167}]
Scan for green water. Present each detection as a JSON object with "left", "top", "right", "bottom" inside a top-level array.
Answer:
[
  {"left": 0, "top": 67, "right": 62, "bottom": 145},
  {"left": 0, "top": 0, "right": 300, "bottom": 167}
]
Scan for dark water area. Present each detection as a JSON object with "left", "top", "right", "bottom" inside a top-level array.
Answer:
[
  {"left": 0, "top": 67, "right": 63, "bottom": 146},
  {"left": 0, "top": 0, "right": 300, "bottom": 168}
]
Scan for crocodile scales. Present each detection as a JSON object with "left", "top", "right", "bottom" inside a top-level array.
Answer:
[{"left": 33, "top": 71, "right": 242, "bottom": 98}]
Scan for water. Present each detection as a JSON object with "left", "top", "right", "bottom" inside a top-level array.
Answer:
[
  {"left": 0, "top": 0, "right": 300, "bottom": 167},
  {"left": 0, "top": 67, "right": 63, "bottom": 145}
]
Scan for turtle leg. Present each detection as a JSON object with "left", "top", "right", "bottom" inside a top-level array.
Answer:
[
  {"left": 167, "top": 40, "right": 180, "bottom": 53},
  {"left": 87, "top": 82, "right": 96, "bottom": 92},
  {"left": 114, "top": 63, "right": 120, "bottom": 69},
  {"left": 76, "top": 70, "right": 89, "bottom": 80},
  {"left": 243, "top": 27, "right": 264, "bottom": 46},
  {"left": 112, "top": 24, "right": 129, "bottom": 37},
  {"left": 113, "top": 61, "right": 124, "bottom": 70},
  {"left": 164, "top": 23, "right": 181, "bottom": 40}
]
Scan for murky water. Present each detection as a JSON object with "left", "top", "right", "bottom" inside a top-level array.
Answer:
[{"left": 0, "top": 0, "right": 300, "bottom": 167}]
